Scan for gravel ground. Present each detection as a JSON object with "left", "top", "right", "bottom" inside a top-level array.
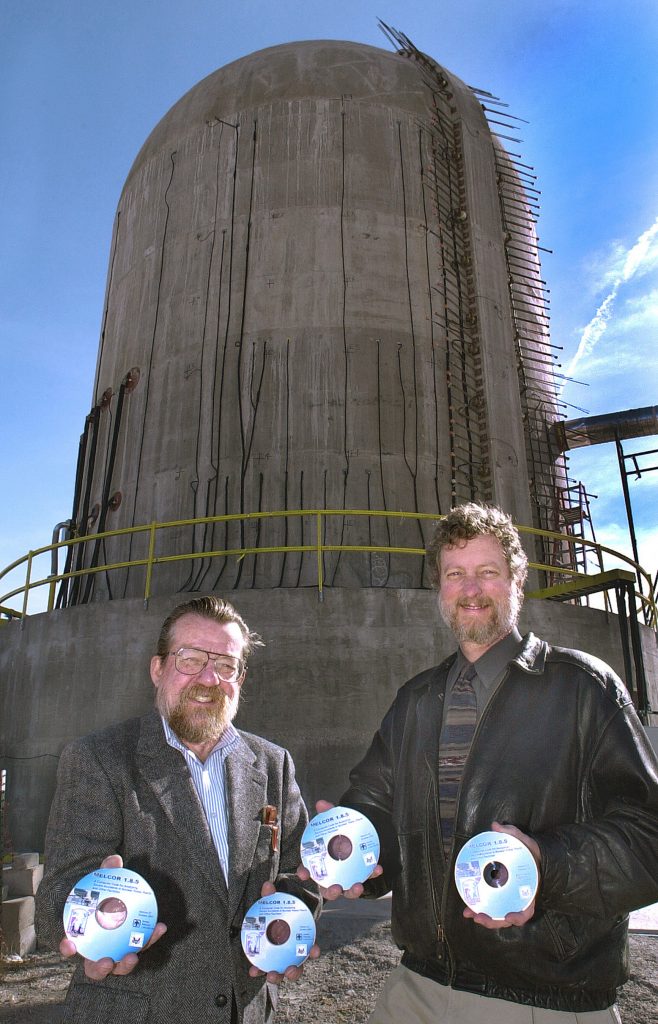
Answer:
[{"left": 1, "top": 902, "right": 656, "bottom": 1023}]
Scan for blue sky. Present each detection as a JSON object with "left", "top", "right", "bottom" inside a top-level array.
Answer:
[{"left": 1, "top": 0, "right": 657, "bottom": 613}]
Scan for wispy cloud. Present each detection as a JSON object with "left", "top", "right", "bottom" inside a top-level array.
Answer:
[
  {"left": 565, "top": 215, "right": 658, "bottom": 378},
  {"left": 616, "top": 288, "right": 658, "bottom": 331}
]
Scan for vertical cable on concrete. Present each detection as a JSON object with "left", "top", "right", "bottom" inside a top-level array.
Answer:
[{"left": 122, "top": 150, "right": 177, "bottom": 599}]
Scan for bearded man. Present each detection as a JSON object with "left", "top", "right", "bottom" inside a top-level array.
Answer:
[
  {"left": 312, "top": 503, "right": 658, "bottom": 1024},
  {"left": 37, "top": 596, "right": 319, "bottom": 1024}
]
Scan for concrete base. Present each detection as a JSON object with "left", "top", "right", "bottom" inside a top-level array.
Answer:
[
  {"left": 1, "top": 588, "right": 656, "bottom": 851},
  {"left": 1, "top": 897, "right": 37, "bottom": 956},
  {"left": 11, "top": 853, "right": 40, "bottom": 871},
  {"left": 2, "top": 864, "right": 44, "bottom": 898}
]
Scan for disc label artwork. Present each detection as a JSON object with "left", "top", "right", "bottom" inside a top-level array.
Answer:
[
  {"left": 454, "top": 831, "right": 538, "bottom": 919},
  {"left": 63, "top": 867, "right": 158, "bottom": 962},
  {"left": 241, "top": 893, "right": 316, "bottom": 973},
  {"left": 300, "top": 806, "right": 380, "bottom": 889}
]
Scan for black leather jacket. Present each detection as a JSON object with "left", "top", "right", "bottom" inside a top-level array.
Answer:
[{"left": 342, "top": 632, "right": 658, "bottom": 1012}]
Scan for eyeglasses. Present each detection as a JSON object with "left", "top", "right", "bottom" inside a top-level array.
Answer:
[{"left": 169, "top": 647, "right": 245, "bottom": 682}]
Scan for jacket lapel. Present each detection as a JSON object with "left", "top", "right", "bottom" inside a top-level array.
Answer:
[
  {"left": 422, "top": 659, "right": 453, "bottom": 778},
  {"left": 137, "top": 712, "right": 228, "bottom": 899},
  {"left": 225, "top": 736, "right": 269, "bottom": 919}
]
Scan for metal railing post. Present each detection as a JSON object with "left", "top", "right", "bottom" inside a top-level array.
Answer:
[
  {"left": 21, "top": 553, "right": 33, "bottom": 623},
  {"left": 316, "top": 512, "right": 324, "bottom": 601},
  {"left": 144, "top": 523, "right": 157, "bottom": 607}
]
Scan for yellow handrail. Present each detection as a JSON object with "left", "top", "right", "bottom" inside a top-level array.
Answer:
[{"left": 0, "top": 509, "right": 655, "bottom": 628}]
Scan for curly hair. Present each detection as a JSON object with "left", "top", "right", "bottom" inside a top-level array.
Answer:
[
  {"left": 155, "top": 596, "right": 264, "bottom": 661},
  {"left": 426, "top": 503, "right": 528, "bottom": 589}
]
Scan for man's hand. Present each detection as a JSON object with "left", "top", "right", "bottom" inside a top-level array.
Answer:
[
  {"left": 247, "top": 880, "right": 321, "bottom": 984},
  {"left": 59, "top": 854, "right": 167, "bottom": 979},
  {"left": 296, "top": 800, "right": 384, "bottom": 902},
  {"left": 462, "top": 821, "right": 540, "bottom": 930}
]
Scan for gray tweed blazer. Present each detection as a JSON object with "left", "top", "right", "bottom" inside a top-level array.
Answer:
[{"left": 36, "top": 711, "right": 315, "bottom": 1024}]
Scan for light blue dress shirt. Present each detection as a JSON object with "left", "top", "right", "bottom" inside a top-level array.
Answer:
[{"left": 161, "top": 716, "right": 240, "bottom": 883}]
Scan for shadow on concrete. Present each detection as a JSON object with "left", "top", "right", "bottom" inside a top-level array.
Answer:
[{"left": 316, "top": 893, "right": 392, "bottom": 951}]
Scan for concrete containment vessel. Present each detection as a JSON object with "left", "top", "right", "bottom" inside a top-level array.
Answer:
[{"left": 67, "top": 35, "right": 560, "bottom": 600}]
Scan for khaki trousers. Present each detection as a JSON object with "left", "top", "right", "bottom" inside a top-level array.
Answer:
[{"left": 367, "top": 966, "right": 622, "bottom": 1024}]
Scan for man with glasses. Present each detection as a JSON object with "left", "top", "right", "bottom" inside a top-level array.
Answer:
[{"left": 37, "top": 596, "right": 319, "bottom": 1024}]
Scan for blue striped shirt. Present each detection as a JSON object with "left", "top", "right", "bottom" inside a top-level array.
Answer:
[{"left": 161, "top": 716, "right": 240, "bottom": 883}]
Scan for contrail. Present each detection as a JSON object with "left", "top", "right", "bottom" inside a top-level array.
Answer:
[{"left": 565, "top": 215, "right": 658, "bottom": 378}]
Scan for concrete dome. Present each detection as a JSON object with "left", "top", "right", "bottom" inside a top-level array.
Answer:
[{"left": 129, "top": 41, "right": 433, "bottom": 172}]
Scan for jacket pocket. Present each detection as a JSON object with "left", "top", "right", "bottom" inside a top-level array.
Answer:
[
  {"left": 64, "top": 981, "right": 150, "bottom": 1023},
  {"left": 543, "top": 909, "right": 580, "bottom": 960},
  {"left": 256, "top": 823, "right": 280, "bottom": 877},
  {"left": 393, "top": 829, "right": 441, "bottom": 956}
]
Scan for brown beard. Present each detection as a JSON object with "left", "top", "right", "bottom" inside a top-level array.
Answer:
[
  {"left": 156, "top": 683, "right": 238, "bottom": 744},
  {"left": 438, "top": 588, "right": 520, "bottom": 647}
]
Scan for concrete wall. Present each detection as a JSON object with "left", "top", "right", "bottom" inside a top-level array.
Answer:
[
  {"left": 647, "top": 727, "right": 658, "bottom": 758},
  {"left": 1, "top": 590, "right": 656, "bottom": 851}
]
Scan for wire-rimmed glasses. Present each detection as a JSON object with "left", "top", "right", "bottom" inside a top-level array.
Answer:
[{"left": 169, "top": 647, "right": 244, "bottom": 682}]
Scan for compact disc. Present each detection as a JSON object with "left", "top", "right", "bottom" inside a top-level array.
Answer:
[
  {"left": 63, "top": 867, "right": 158, "bottom": 962},
  {"left": 454, "top": 831, "right": 538, "bottom": 919},
  {"left": 300, "top": 806, "right": 380, "bottom": 889},
  {"left": 241, "top": 893, "right": 315, "bottom": 973}
]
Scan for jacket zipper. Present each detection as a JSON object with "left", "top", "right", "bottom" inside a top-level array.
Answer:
[{"left": 426, "top": 775, "right": 451, "bottom": 955}]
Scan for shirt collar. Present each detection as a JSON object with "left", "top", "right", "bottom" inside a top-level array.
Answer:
[
  {"left": 456, "top": 626, "right": 524, "bottom": 691},
  {"left": 160, "top": 715, "right": 240, "bottom": 761}
]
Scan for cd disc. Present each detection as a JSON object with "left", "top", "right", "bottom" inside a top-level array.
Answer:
[
  {"left": 63, "top": 867, "right": 158, "bottom": 962},
  {"left": 454, "top": 831, "right": 538, "bottom": 919},
  {"left": 300, "top": 806, "right": 380, "bottom": 889},
  {"left": 241, "top": 893, "right": 315, "bottom": 973}
]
